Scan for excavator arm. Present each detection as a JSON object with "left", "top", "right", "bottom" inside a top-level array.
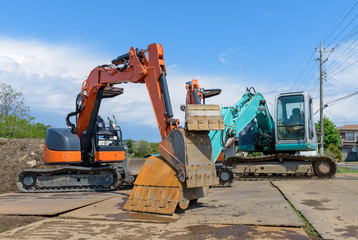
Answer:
[
  {"left": 209, "top": 88, "right": 276, "bottom": 162},
  {"left": 68, "top": 43, "right": 225, "bottom": 215},
  {"left": 77, "top": 44, "right": 177, "bottom": 141},
  {"left": 72, "top": 44, "right": 179, "bottom": 166}
]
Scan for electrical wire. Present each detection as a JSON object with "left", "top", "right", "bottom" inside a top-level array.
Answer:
[
  {"left": 295, "top": 61, "right": 319, "bottom": 90},
  {"left": 330, "top": 58, "right": 358, "bottom": 78},
  {"left": 314, "top": 91, "right": 358, "bottom": 115},
  {"left": 327, "top": 38, "right": 358, "bottom": 73},
  {"left": 326, "top": 36, "right": 358, "bottom": 70},
  {"left": 327, "top": 13, "right": 358, "bottom": 47},
  {"left": 290, "top": 51, "right": 317, "bottom": 91},
  {"left": 328, "top": 77, "right": 358, "bottom": 91},
  {"left": 323, "top": 0, "right": 358, "bottom": 46},
  {"left": 325, "top": 79, "right": 352, "bottom": 93}
]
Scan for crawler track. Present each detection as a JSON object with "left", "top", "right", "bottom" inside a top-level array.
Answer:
[
  {"left": 16, "top": 166, "right": 125, "bottom": 193},
  {"left": 219, "top": 154, "right": 337, "bottom": 182}
]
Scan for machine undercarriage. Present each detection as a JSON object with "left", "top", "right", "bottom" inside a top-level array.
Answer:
[{"left": 216, "top": 154, "right": 336, "bottom": 185}]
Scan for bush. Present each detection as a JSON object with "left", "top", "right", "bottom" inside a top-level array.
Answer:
[
  {"left": 325, "top": 144, "right": 342, "bottom": 162},
  {"left": 247, "top": 152, "right": 263, "bottom": 157},
  {"left": 125, "top": 140, "right": 160, "bottom": 158},
  {"left": 0, "top": 115, "right": 50, "bottom": 139}
]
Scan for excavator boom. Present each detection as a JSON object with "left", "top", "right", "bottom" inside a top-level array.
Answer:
[{"left": 17, "top": 44, "right": 224, "bottom": 216}]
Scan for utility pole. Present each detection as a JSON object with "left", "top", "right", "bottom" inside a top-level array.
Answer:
[
  {"left": 319, "top": 41, "right": 324, "bottom": 155},
  {"left": 316, "top": 40, "right": 333, "bottom": 155}
]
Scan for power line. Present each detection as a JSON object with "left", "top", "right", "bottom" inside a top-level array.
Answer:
[
  {"left": 306, "top": 74, "right": 318, "bottom": 91},
  {"left": 325, "top": 79, "right": 352, "bottom": 93},
  {"left": 327, "top": 13, "right": 358, "bottom": 47},
  {"left": 295, "top": 61, "right": 318, "bottom": 90},
  {"left": 328, "top": 77, "right": 358, "bottom": 91},
  {"left": 330, "top": 58, "right": 358, "bottom": 78},
  {"left": 331, "top": 23, "right": 358, "bottom": 50},
  {"left": 308, "top": 79, "right": 320, "bottom": 93},
  {"left": 326, "top": 91, "right": 358, "bottom": 104},
  {"left": 314, "top": 91, "right": 358, "bottom": 115},
  {"left": 290, "top": 51, "right": 317, "bottom": 91},
  {"left": 326, "top": 35, "right": 358, "bottom": 70},
  {"left": 323, "top": 0, "right": 358, "bottom": 46},
  {"left": 327, "top": 39, "right": 358, "bottom": 73}
]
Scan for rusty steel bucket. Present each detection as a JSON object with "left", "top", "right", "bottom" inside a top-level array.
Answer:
[{"left": 123, "top": 104, "right": 224, "bottom": 215}]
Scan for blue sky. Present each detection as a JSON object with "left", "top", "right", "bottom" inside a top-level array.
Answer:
[{"left": 0, "top": 1, "right": 357, "bottom": 141}]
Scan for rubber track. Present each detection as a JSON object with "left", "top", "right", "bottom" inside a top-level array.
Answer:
[
  {"left": 224, "top": 154, "right": 337, "bottom": 181},
  {"left": 16, "top": 166, "right": 125, "bottom": 193}
]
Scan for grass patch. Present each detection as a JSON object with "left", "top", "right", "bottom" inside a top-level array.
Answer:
[
  {"left": 337, "top": 166, "right": 358, "bottom": 173},
  {"left": 286, "top": 199, "right": 323, "bottom": 240}
]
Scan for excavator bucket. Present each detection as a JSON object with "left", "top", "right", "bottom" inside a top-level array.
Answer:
[
  {"left": 123, "top": 156, "right": 183, "bottom": 214},
  {"left": 122, "top": 158, "right": 146, "bottom": 176},
  {"left": 124, "top": 104, "right": 224, "bottom": 215}
]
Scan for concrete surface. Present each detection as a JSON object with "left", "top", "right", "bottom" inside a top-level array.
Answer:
[
  {"left": 0, "top": 191, "right": 120, "bottom": 215},
  {"left": 62, "top": 181, "right": 302, "bottom": 226},
  {"left": 4, "top": 174, "right": 358, "bottom": 239},
  {"left": 272, "top": 173, "right": 358, "bottom": 240},
  {"left": 0, "top": 218, "right": 310, "bottom": 240},
  {"left": 337, "top": 162, "right": 358, "bottom": 170},
  {"left": 176, "top": 181, "right": 303, "bottom": 226}
]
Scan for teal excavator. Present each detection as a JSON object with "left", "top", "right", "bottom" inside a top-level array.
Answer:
[{"left": 185, "top": 80, "right": 337, "bottom": 184}]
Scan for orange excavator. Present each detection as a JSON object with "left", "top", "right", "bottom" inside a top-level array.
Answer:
[{"left": 17, "top": 43, "right": 224, "bottom": 214}]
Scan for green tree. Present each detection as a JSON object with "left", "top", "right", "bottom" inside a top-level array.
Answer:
[
  {"left": 0, "top": 83, "right": 50, "bottom": 139},
  {"left": 316, "top": 116, "right": 341, "bottom": 148},
  {"left": 134, "top": 140, "right": 152, "bottom": 158},
  {"left": 125, "top": 138, "right": 134, "bottom": 154},
  {"left": 149, "top": 142, "right": 159, "bottom": 154},
  {"left": 315, "top": 116, "right": 342, "bottom": 160},
  {"left": 0, "top": 83, "right": 31, "bottom": 120}
]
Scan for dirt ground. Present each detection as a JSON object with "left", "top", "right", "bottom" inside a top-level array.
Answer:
[
  {"left": 0, "top": 138, "right": 48, "bottom": 194},
  {"left": 0, "top": 138, "right": 49, "bottom": 233}
]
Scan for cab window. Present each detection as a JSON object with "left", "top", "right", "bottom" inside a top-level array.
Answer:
[{"left": 277, "top": 95, "right": 305, "bottom": 140}]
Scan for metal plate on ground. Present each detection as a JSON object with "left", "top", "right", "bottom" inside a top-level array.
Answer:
[
  {"left": 272, "top": 173, "right": 358, "bottom": 240},
  {"left": 159, "top": 223, "right": 309, "bottom": 240},
  {"left": 62, "top": 192, "right": 179, "bottom": 223},
  {"left": 0, "top": 218, "right": 310, "bottom": 240},
  {"left": 176, "top": 181, "right": 303, "bottom": 226},
  {"left": 0, "top": 218, "right": 167, "bottom": 240},
  {"left": 0, "top": 192, "right": 120, "bottom": 215}
]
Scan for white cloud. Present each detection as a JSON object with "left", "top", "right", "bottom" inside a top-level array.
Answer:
[
  {"left": 310, "top": 40, "right": 358, "bottom": 125},
  {"left": 0, "top": 37, "right": 106, "bottom": 120},
  {"left": 0, "top": 37, "right": 253, "bottom": 130},
  {"left": 218, "top": 48, "right": 246, "bottom": 66},
  {"left": 0, "top": 37, "right": 296, "bottom": 130},
  {"left": 0, "top": 36, "right": 356, "bottom": 136}
]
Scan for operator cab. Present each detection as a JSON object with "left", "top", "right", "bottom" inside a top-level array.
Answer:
[
  {"left": 275, "top": 92, "right": 317, "bottom": 152},
  {"left": 95, "top": 116, "right": 124, "bottom": 151}
]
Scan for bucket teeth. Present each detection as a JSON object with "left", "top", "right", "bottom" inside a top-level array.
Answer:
[
  {"left": 123, "top": 156, "right": 183, "bottom": 215},
  {"left": 123, "top": 186, "right": 182, "bottom": 215}
]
